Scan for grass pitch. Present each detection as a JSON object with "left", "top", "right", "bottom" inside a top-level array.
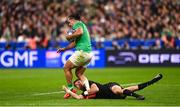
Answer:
[{"left": 0, "top": 67, "right": 180, "bottom": 106}]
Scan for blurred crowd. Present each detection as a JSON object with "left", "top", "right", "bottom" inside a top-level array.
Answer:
[{"left": 0, "top": 0, "right": 179, "bottom": 50}]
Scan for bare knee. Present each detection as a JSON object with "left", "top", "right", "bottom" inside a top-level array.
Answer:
[
  {"left": 64, "top": 60, "right": 75, "bottom": 72},
  {"left": 111, "top": 86, "right": 123, "bottom": 94}
]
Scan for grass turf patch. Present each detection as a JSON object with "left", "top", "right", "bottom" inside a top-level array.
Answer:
[{"left": 0, "top": 67, "right": 180, "bottom": 106}]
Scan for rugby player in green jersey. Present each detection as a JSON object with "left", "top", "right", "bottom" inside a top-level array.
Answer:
[{"left": 57, "top": 14, "right": 93, "bottom": 99}]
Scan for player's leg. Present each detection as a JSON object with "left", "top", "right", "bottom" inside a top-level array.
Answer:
[
  {"left": 138, "top": 73, "right": 163, "bottom": 90},
  {"left": 125, "top": 74, "right": 163, "bottom": 92},
  {"left": 74, "top": 51, "right": 93, "bottom": 92},
  {"left": 63, "top": 53, "right": 78, "bottom": 99},
  {"left": 121, "top": 74, "right": 163, "bottom": 100},
  {"left": 111, "top": 85, "right": 144, "bottom": 100},
  {"left": 125, "top": 73, "right": 163, "bottom": 92},
  {"left": 64, "top": 51, "right": 84, "bottom": 90},
  {"left": 124, "top": 86, "right": 139, "bottom": 92},
  {"left": 75, "top": 66, "right": 90, "bottom": 91},
  {"left": 121, "top": 88, "right": 145, "bottom": 100},
  {"left": 64, "top": 60, "right": 76, "bottom": 90}
]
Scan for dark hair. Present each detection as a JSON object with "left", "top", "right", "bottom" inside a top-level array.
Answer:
[
  {"left": 73, "top": 79, "right": 80, "bottom": 85},
  {"left": 68, "top": 13, "right": 81, "bottom": 20}
]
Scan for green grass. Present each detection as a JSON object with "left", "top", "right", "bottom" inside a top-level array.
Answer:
[{"left": 0, "top": 67, "right": 180, "bottom": 106}]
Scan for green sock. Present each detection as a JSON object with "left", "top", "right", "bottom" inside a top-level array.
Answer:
[{"left": 67, "top": 84, "right": 73, "bottom": 90}]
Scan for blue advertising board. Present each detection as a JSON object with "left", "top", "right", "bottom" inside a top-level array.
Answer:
[
  {"left": 0, "top": 50, "right": 45, "bottom": 68},
  {"left": 106, "top": 50, "right": 180, "bottom": 67},
  {"left": 45, "top": 49, "right": 105, "bottom": 68},
  {"left": 0, "top": 49, "right": 105, "bottom": 68}
]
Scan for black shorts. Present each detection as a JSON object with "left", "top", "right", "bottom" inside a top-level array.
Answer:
[
  {"left": 106, "top": 82, "right": 122, "bottom": 89},
  {"left": 104, "top": 82, "right": 127, "bottom": 99}
]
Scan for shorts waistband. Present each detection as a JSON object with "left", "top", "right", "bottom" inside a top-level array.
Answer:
[{"left": 76, "top": 50, "right": 91, "bottom": 53}]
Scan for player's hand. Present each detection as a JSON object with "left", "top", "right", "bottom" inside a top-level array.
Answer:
[
  {"left": 62, "top": 85, "right": 70, "bottom": 93},
  {"left": 62, "top": 85, "right": 66, "bottom": 90},
  {"left": 57, "top": 48, "right": 66, "bottom": 53},
  {"left": 66, "top": 35, "right": 71, "bottom": 41}
]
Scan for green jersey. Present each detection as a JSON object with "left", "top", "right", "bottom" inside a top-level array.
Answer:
[{"left": 73, "top": 21, "right": 92, "bottom": 53}]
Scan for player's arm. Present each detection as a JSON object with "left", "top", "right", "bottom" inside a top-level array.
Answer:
[
  {"left": 63, "top": 85, "right": 84, "bottom": 99},
  {"left": 66, "top": 90, "right": 84, "bottom": 99},
  {"left": 66, "top": 28, "right": 83, "bottom": 41},
  {"left": 81, "top": 83, "right": 99, "bottom": 99},
  {"left": 57, "top": 41, "right": 76, "bottom": 53}
]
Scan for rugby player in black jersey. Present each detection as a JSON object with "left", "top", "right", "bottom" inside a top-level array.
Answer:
[{"left": 63, "top": 74, "right": 162, "bottom": 100}]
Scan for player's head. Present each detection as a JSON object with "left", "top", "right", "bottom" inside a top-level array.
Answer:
[
  {"left": 66, "top": 13, "right": 81, "bottom": 27},
  {"left": 73, "top": 79, "right": 84, "bottom": 90}
]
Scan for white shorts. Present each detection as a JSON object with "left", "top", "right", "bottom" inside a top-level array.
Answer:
[{"left": 68, "top": 50, "right": 93, "bottom": 67}]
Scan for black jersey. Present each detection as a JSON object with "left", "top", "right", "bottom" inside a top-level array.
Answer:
[{"left": 82, "top": 80, "right": 126, "bottom": 99}]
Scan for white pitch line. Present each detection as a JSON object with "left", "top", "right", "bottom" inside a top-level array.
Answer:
[
  {"left": 32, "top": 82, "right": 179, "bottom": 96},
  {"left": 32, "top": 91, "right": 65, "bottom": 96},
  {"left": 33, "top": 82, "right": 179, "bottom": 96},
  {"left": 31, "top": 83, "right": 140, "bottom": 96}
]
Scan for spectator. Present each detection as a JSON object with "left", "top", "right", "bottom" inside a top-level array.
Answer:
[
  {"left": 0, "top": 0, "right": 179, "bottom": 50},
  {"left": 27, "top": 36, "right": 37, "bottom": 50},
  {"left": 161, "top": 32, "right": 175, "bottom": 49}
]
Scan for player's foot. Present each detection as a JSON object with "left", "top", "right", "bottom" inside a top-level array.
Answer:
[
  {"left": 150, "top": 74, "right": 163, "bottom": 84},
  {"left": 63, "top": 89, "right": 77, "bottom": 99},
  {"left": 136, "top": 95, "right": 145, "bottom": 100},
  {"left": 132, "top": 92, "right": 145, "bottom": 100}
]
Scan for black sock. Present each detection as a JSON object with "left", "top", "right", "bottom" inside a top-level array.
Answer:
[
  {"left": 138, "top": 74, "right": 163, "bottom": 90},
  {"left": 138, "top": 81, "right": 150, "bottom": 90},
  {"left": 138, "top": 77, "right": 160, "bottom": 90},
  {"left": 123, "top": 89, "right": 140, "bottom": 98}
]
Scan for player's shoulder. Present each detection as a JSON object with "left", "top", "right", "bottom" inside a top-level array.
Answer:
[
  {"left": 88, "top": 80, "right": 96, "bottom": 85},
  {"left": 77, "top": 21, "right": 85, "bottom": 26},
  {"left": 89, "top": 80, "right": 102, "bottom": 86},
  {"left": 73, "top": 21, "right": 83, "bottom": 29},
  {"left": 88, "top": 80, "right": 95, "bottom": 84}
]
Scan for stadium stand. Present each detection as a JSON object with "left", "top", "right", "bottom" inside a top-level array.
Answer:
[{"left": 0, "top": 0, "right": 179, "bottom": 50}]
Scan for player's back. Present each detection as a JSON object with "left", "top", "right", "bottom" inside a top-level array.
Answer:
[{"left": 87, "top": 81, "right": 115, "bottom": 99}]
